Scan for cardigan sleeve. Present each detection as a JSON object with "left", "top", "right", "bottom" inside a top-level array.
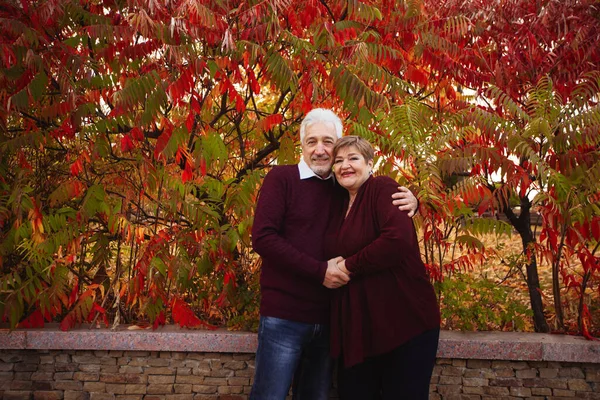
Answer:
[
  {"left": 345, "top": 176, "right": 419, "bottom": 276},
  {"left": 251, "top": 168, "right": 328, "bottom": 283}
]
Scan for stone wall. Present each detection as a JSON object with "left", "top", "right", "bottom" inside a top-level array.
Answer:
[{"left": 1, "top": 327, "right": 599, "bottom": 399}]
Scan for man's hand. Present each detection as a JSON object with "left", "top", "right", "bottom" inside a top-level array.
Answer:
[
  {"left": 323, "top": 257, "right": 350, "bottom": 289},
  {"left": 391, "top": 186, "right": 418, "bottom": 217},
  {"left": 336, "top": 259, "right": 350, "bottom": 275}
]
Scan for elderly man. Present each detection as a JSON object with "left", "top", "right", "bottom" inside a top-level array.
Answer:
[{"left": 250, "top": 108, "right": 418, "bottom": 400}]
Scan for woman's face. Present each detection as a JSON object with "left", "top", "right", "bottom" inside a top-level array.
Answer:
[{"left": 333, "top": 145, "right": 373, "bottom": 193}]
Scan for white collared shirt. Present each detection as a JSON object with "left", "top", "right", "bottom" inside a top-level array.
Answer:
[{"left": 298, "top": 159, "right": 334, "bottom": 180}]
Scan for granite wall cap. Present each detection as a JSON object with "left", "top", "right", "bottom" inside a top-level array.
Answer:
[{"left": 1, "top": 326, "right": 599, "bottom": 363}]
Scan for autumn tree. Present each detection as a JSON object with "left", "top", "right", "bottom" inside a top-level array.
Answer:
[{"left": 426, "top": 0, "right": 600, "bottom": 333}]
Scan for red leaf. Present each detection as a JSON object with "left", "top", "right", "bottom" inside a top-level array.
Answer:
[
  {"left": 70, "top": 159, "right": 83, "bottom": 176},
  {"left": 171, "top": 297, "right": 202, "bottom": 328},
  {"left": 120, "top": 135, "right": 134, "bottom": 152},
  {"left": 200, "top": 157, "right": 206, "bottom": 176},
  {"left": 592, "top": 218, "right": 600, "bottom": 240},
  {"left": 18, "top": 309, "right": 44, "bottom": 329},
  {"left": 182, "top": 161, "right": 193, "bottom": 183},
  {"left": 130, "top": 127, "right": 145, "bottom": 141},
  {"left": 191, "top": 95, "right": 202, "bottom": 114},
  {"left": 68, "top": 282, "right": 79, "bottom": 307},
  {"left": 153, "top": 311, "right": 166, "bottom": 330},
  {"left": 154, "top": 122, "right": 173, "bottom": 161},
  {"left": 185, "top": 111, "right": 195, "bottom": 132},
  {"left": 406, "top": 65, "right": 428, "bottom": 87},
  {"left": 260, "top": 114, "right": 283, "bottom": 132}
]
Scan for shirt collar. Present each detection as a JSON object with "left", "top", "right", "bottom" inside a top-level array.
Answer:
[{"left": 298, "top": 159, "right": 334, "bottom": 180}]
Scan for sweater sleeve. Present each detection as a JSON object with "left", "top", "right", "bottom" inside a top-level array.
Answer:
[
  {"left": 345, "top": 177, "right": 418, "bottom": 276},
  {"left": 251, "top": 168, "right": 328, "bottom": 283}
]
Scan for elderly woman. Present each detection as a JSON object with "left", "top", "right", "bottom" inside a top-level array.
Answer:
[{"left": 324, "top": 136, "right": 440, "bottom": 400}]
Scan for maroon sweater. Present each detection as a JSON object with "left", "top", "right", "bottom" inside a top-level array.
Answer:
[
  {"left": 324, "top": 175, "right": 440, "bottom": 367},
  {"left": 252, "top": 165, "right": 344, "bottom": 324}
]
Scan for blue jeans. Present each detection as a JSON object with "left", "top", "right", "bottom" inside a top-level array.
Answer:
[{"left": 249, "top": 316, "right": 333, "bottom": 400}]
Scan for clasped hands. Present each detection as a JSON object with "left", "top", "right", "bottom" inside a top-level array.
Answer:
[{"left": 323, "top": 256, "right": 350, "bottom": 289}]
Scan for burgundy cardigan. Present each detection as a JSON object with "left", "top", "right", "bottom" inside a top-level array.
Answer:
[
  {"left": 324, "top": 175, "right": 440, "bottom": 367},
  {"left": 252, "top": 165, "right": 344, "bottom": 324}
]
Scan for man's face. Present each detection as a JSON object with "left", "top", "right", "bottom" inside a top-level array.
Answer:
[{"left": 301, "top": 122, "right": 338, "bottom": 178}]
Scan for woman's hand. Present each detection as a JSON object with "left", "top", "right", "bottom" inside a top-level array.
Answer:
[
  {"left": 336, "top": 259, "right": 350, "bottom": 276},
  {"left": 323, "top": 256, "right": 350, "bottom": 288}
]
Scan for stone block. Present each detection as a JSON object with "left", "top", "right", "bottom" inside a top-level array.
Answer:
[
  {"left": 148, "top": 359, "right": 171, "bottom": 367},
  {"left": 174, "top": 384, "right": 192, "bottom": 394},
  {"left": 462, "top": 377, "right": 488, "bottom": 387},
  {"left": 539, "top": 368, "right": 558, "bottom": 378},
  {"left": 493, "top": 368, "right": 515, "bottom": 378},
  {"left": 192, "top": 385, "right": 218, "bottom": 394},
  {"left": 145, "top": 368, "right": 175, "bottom": 376},
  {"left": 208, "top": 369, "right": 233, "bottom": 378},
  {"left": 105, "top": 383, "right": 127, "bottom": 394},
  {"left": 74, "top": 372, "right": 100, "bottom": 381},
  {"left": 177, "top": 368, "right": 192, "bottom": 376},
  {"left": 149, "top": 375, "right": 175, "bottom": 384},
  {"left": 14, "top": 364, "right": 38, "bottom": 372},
  {"left": 509, "top": 386, "right": 532, "bottom": 396},
  {"left": 117, "top": 366, "right": 142, "bottom": 374},
  {"left": 223, "top": 362, "right": 246, "bottom": 371},
  {"left": 568, "top": 378, "right": 592, "bottom": 391},
  {"left": 64, "top": 390, "right": 90, "bottom": 400},
  {"left": 482, "top": 386, "right": 510, "bottom": 395},
  {"left": 531, "top": 387, "right": 552, "bottom": 396},
  {"left": 441, "top": 366, "right": 465, "bottom": 377},
  {"left": 553, "top": 388, "right": 576, "bottom": 397},
  {"left": 40, "top": 356, "right": 54, "bottom": 365},
  {"left": 559, "top": 367, "right": 586, "bottom": 378},
  {"left": 55, "top": 363, "right": 77, "bottom": 372},
  {"left": 124, "top": 384, "right": 146, "bottom": 395},
  {"left": 0, "top": 363, "right": 15, "bottom": 371},
  {"left": 33, "top": 381, "right": 54, "bottom": 391},
  {"left": 99, "top": 373, "right": 144, "bottom": 384},
  {"left": 11, "top": 380, "right": 33, "bottom": 390},
  {"left": 227, "top": 377, "right": 249, "bottom": 386},
  {"left": 175, "top": 375, "right": 204, "bottom": 385},
  {"left": 516, "top": 368, "right": 537, "bottom": 379},
  {"left": 32, "top": 372, "right": 54, "bottom": 381},
  {"left": 33, "top": 391, "right": 63, "bottom": 400},
  {"left": 436, "top": 385, "right": 462, "bottom": 395},
  {"left": 89, "top": 394, "right": 115, "bottom": 400},
  {"left": 4, "top": 391, "right": 33, "bottom": 400},
  {"left": 54, "top": 372, "right": 74, "bottom": 380},
  {"left": 452, "top": 359, "right": 467, "bottom": 367},
  {"left": 488, "top": 377, "right": 521, "bottom": 387},
  {"left": 462, "top": 385, "right": 484, "bottom": 395},
  {"left": 78, "top": 364, "right": 102, "bottom": 372},
  {"left": 54, "top": 381, "right": 83, "bottom": 391},
  {"left": 467, "top": 359, "right": 491, "bottom": 369},
  {"left": 586, "top": 369, "right": 600, "bottom": 382},
  {"left": 147, "top": 384, "right": 174, "bottom": 394},
  {"left": 202, "top": 378, "right": 227, "bottom": 386},
  {"left": 232, "top": 354, "right": 253, "bottom": 361},
  {"left": 83, "top": 382, "right": 107, "bottom": 392},
  {"left": 439, "top": 376, "right": 462, "bottom": 385},
  {"left": 15, "top": 372, "right": 33, "bottom": 380},
  {"left": 233, "top": 369, "right": 253, "bottom": 378}
]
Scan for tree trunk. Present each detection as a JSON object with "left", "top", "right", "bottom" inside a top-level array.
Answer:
[{"left": 504, "top": 198, "right": 550, "bottom": 333}]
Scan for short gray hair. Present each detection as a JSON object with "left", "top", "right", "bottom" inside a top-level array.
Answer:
[{"left": 300, "top": 108, "right": 343, "bottom": 142}]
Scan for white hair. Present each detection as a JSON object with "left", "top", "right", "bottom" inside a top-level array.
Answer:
[{"left": 299, "top": 108, "right": 343, "bottom": 142}]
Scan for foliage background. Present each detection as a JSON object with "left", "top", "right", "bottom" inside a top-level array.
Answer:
[{"left": 1, "top": 0, "right": 600, "bottom": 335}]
